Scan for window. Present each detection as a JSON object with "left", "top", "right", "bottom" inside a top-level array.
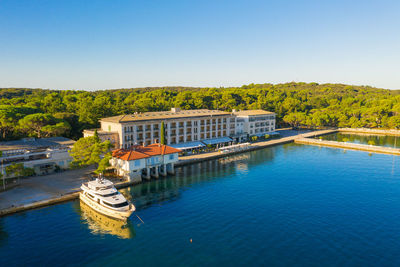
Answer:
[
  {"left": 103, "top": 201, "right": 129, "bottom": 208},
  {"left": 98, "top": 192, "right": 119, "bottom": 197},
  {"left": 169, "top": 154, "right": 175, "bottom": 160},
  {"left": 135, "top": 160, "right": 141, "bottom": 167}
]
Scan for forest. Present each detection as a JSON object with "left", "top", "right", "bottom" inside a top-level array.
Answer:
[{"left": 0, "top": 82, "right": 399, "bottom": 141}]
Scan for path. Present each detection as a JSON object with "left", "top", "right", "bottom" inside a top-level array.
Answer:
[{"left": 0, "top": 166, "right": 95, "bottom": 211}]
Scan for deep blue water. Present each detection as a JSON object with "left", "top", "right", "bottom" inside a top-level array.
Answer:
[{"left": 1, "top": 143, "right": 400, "bottom": 266}]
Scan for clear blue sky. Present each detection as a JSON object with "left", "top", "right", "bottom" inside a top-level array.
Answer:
[{"left": 0, "top": 0, "right": 399, "bottom": 90}]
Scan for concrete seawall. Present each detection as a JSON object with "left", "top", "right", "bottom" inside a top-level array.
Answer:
[
  {"left": 177, "top": 129, "right": 337, "bottom": 166},
  {"left": 295, "top": 137, "right": 400, "bottom": 156},
  {"left": 0, "top": 129, "right": 337, "bottom": 217},
  {"left": 339, "top": 128, "right": 400, "bottom": 136},
  {"left": 0, "top": 180, "right": 139, "bottom": 217}
]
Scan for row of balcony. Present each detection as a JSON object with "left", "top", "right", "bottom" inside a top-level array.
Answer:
[{"left": 124, "top": 120, "right": 234, "bottom": 133}]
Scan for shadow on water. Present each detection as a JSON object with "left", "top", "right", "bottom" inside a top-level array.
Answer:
[
  {"left": 72, "top": 201, "right": 136, "bottom": 240},
  {"left": 120, "top": 147, "right": 276, "bottom": 211},
  {"left": 0, "top": 222, "right": 8, "bottom": 246}
]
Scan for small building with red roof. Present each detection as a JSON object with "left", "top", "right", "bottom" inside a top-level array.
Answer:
[{"left": 110, "top": 143, "right": 181, "bottom": 182}]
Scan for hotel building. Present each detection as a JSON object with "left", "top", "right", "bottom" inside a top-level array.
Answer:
[
  {"left": 233, "top": 110, "right": 276, "bottom": 137},
  {"left": 84, "top": 108, "right": 276, "bottom": 150}
]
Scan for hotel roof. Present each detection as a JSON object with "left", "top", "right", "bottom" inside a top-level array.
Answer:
[
  {"left": 233, "top": 110, "right": 275, "bottom": 116},
  {"left": 101, "top": 109, "right": 232, "bottom": 123},
  {"left": 112, "top": 144, "right": 181, "bottom": 161}
]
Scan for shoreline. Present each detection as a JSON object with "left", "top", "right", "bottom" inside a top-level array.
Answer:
[{"left": 1, "top": 127, "right": 398, "bottom": 217}]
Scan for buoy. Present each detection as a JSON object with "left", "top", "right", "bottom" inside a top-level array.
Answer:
[{"left": 190, "top": 239, "right": 192, "bottom": 243}]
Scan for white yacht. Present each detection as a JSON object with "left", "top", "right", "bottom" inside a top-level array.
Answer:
[
  {"left": 79, "top": 201, "right": 134, "bottom": 239},
  {"left": 79, "top": 176, "right": 135, "bottom": 221}
]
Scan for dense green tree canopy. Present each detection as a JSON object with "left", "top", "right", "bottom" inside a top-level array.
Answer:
[
  {"left": 18, "top": 113, "right": 71, "bottom": 138},
  {"left": 69, "top": 135, "right": 111, "bottom": 169},
  {"left": 0, "top": 83, "right": 400, "bottom": 141}
]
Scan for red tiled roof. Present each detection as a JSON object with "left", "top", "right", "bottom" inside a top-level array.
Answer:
[
  {"left": 141, "top": 143, "right": 182, "bottom": 155},
  {"left": 112, "top": 148, "right": 150, "bottom": 161},
  {"left": 112, "top": 144, "right": 181, "bottom": 161}
]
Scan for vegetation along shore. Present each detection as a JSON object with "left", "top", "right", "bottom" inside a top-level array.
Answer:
[{"left": 1, "top": 82, "right": 400, "bottom": 141}]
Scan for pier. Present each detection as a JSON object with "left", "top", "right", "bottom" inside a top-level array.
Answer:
[
  {"left": 177, "top": 129, "right": 337, "bottom": 166},
  {"left": 339, "top": 128, "right": 400, "bottom": 136},
  {"left": 295, "top": 137, "right": 400, "bottom": 156}
]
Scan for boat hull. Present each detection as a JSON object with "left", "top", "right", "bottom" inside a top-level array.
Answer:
[{"left": 79, "top": 192, "right": 134, "bottom": 221}]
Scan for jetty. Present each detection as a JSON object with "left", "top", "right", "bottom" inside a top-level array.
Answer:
[
  {"left": 177, "top": 129, "right": 337, "bottom": 166},
  {"left": 295, "top": 137, "right": 400, "bottom": 156},
  {"left": 339, "top": 128, "right": 400, "bottom": 136}
]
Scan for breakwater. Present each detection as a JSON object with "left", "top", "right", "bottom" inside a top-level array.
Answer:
[
  {"left": 177, "top": 129, "right": 337, "bottom": 166},
  {"left": 295, "top": 137, "right": 400, "bottom": 155},
  {"left": 339, "top": 128, "right": 400, "bottom": 136}
]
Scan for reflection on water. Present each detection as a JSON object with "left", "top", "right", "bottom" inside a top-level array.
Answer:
[
  {"left": 0, "top": 222, "right": 7, "bottom": 246},
  {"left": 120, "top": 147, "right": 276, "bottom": 211},
  {"left": 321, "top": 132, "right": 400, "bottom": 148},
  {"left": 3, "top": 143, "right": 400, "bottom": 266},
  {"left": 76, "top": 201, "right": 135, "bottom": 239}
]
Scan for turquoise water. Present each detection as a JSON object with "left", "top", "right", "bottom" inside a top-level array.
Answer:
[
  {"left": 1, "top": 143, "right": 400, "bottom": 266},
  {"left": 321, "top": 132, "right": 400, "bottom": 148}
]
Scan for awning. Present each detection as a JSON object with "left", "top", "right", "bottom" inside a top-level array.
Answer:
[
  {"left": 254, "top": 132, "right": 280, "bottom": 137},
  {"left": 202, "top": 137, "right": 233, "bottom": 145},
  {"left": 170, "top": 141, "right": 205, "bottom": 150}
]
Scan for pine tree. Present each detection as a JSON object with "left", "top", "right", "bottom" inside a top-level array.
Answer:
[
  {"left": 93, "top": 129, "right": 100, "bottom": 143},
  {"left": 160, "top": 121, "right": 165, "bottom": 145}
]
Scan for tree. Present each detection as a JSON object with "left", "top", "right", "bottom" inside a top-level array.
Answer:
[
  {"left": 160, "top": 121, "right": 166, "bottom": 145},
  {"left": 0, "top": 105, "right": 36, "bottom": 140},
  {"left": 5, "top": 163, "right": 25, "bottom": 178},
  {"left": 93, "top": 129, "right": 100, "bottom": 142},
  {"left": 41, "top": 122, "right": 71, "bottom": 137},
  {"left": 54, "top": 112, "right": 82, "bottom": 139},
  {"left": 69, "top": 136, "right": 112, "bottom": 170},
  {"left": 283, "top": 112, "right": 307, "bottom": 128},
  {"left": 95, "top": 153, "right": 112, "bottom": 174},
  {"left": 368, "top": 140, "right": 376, "bottom": 146},
  {"left": 18, "top": 113, "right": 70, "bottom": 138}
]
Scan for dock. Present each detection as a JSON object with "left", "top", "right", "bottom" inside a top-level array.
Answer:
[
  {"left": 295, "top": 137, "right": 400, "bottom": 156},
  {"left": 0, "top": 128, "right": 346, "bottom": 217},
  {"left": 339, "top": 128, "right": 400, "bottom": 136},
  {"left": 177, "top": 129, "right": 337, "bottom": 166}
]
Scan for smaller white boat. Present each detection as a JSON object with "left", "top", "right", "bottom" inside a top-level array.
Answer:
[{"left": 79, "top": 176, "right": 135, "bottom": 221}]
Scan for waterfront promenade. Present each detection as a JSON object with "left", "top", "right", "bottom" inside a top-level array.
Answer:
[
  {"left": 0, "top": 167, "right": 135, "bottom": 216},
  {"left": 295, "top": 137, "right": 400, "bottom": 155},
  {"left": 0, "top": 129, "right": 336, "bottom": 216},
  {"left": 177, "top": 129, "right": 337, "bottom": 166}
]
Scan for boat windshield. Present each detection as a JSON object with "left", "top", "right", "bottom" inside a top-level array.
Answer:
[
  {"left": 99, "top": 192, "right": 119, "bottom": 197},
  {"left": 103, "top": 201, "right": 129, "bottom": 208}
]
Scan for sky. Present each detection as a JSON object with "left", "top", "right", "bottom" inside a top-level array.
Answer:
[{"left": 0, "top": 0, "right": 399, "bottom": 90}]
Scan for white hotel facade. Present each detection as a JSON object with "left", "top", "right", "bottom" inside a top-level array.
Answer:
[{"left": 84, "top": 108, "right": 276, "bottom": 150}]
